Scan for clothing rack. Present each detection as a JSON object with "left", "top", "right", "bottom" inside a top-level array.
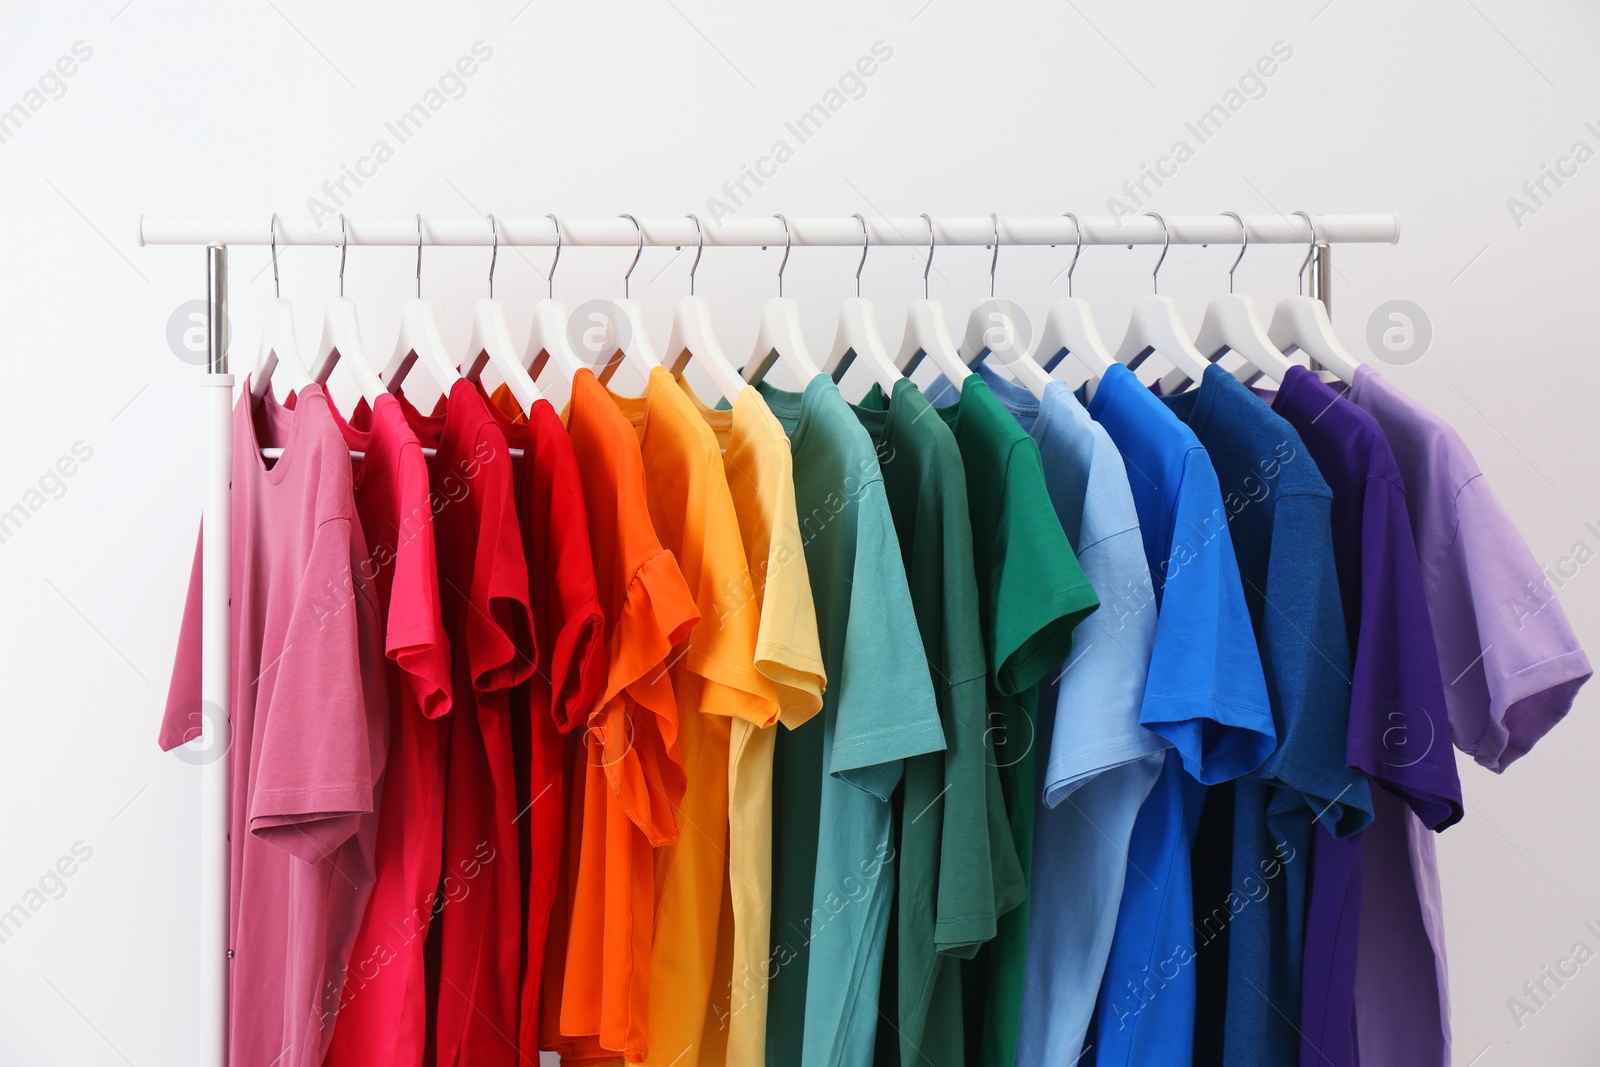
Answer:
[{"left": 146, "top": 211, "right": 1396, "bottom": 1067}]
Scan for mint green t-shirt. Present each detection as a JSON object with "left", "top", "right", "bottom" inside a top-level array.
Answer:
[
  {"left": 760, "top": 375, "right": 947, "bottom": 1067},
  {"left": 927, "top": 375, "right": 1101, "bottom": 1067},
  {"left": 852, "top": 379, "right": 1021, "bottom": 1067}
]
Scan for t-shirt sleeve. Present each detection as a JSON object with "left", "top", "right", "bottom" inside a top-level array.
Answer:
[
  {"left": 1436, "top": 474, "right": 1592, "bottom": 772},
  {"left": 1347, "top": 477, "right": 1462, "bottom": 830},
  {"left": 466, "top": 431, "right": 537, "bottom": 694},
  {"left": 1253, "top": 492, "right": 1373, "bottom": 837},
  {"left": 828, "top": 476, "right": 946, "bottom": 798},
  {"left": 757, "top": 444, "right": 827, "bottom": 728},
  {"left": 158, "top": 524, "right": 205, "bottom": 752},
  {"left": 991, "top": 440, "right": 1100, "bottom": 696},
  {"left": 247, "top": 517, "right": 383, "bottom": 862},
  {"left": 387, "top": 443, "right": 452, "bottom": 719},
  {"left": 540, "top": 419, "right": 607, "bottom": 734},
  {"left": 1140, "top": 448, "right": 1275, "bottom": 784}
]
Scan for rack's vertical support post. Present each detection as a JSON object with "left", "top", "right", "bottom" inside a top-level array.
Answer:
[
  {"left": 1310, "top": 241, "right": 1332, "bottom": 316},
  {"left": 200, "top": 243, "right": 232, "bottom": 1067}
]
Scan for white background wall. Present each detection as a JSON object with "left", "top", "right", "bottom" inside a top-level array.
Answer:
[{"left": 1, "top": 1, "right": 1597, "bottom": 1063}]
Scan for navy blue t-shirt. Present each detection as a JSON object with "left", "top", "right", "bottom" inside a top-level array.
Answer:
[{"left": 1160, "top": 365, "right": 1374, "bottom": 1067}]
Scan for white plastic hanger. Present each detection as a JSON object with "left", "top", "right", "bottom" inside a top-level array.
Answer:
[
  {"left": 664, "top": 213, "right": 746, "bottom": 405},
  {"left": 310, "top": 214, "right": 388, "bottom": 405},
  {"left": 1267, "top": 211, "right": 1362, "bottom": 385},
  {"left": 960, "top": 213, "right": 1052, "bottom": 399},
  {"left": 745, "top": 213, "right": 822, "bottom": 386},
  {"left": 251, "top": 214, "right": 315, "bottom": 400},
  {"left": 896, "top": 213, "right": 970, "bottom": 387},
  {"left": 525, "top": 214, "right": 587, "bottom": 385},
  {"left": 382, "top": 215, "right": 463, "bottom": 395},
  {"left": 1115, "top": 211, "right": 1212, "bottom": 383},
  {"left": 822, "top": 213, "right": 902, "bottom": 395},
  {"left": 1160, "top": 211, "right": 1294, "bottom": 393},
  {"left": 594, "top": 213, "right": 663, "bottom": 391},
  {"left": 461, "top": 214, "right": 541, "bottom": 415},
  {"left": 1033, "top": 213, "right": 1119, "bottom": 395}
]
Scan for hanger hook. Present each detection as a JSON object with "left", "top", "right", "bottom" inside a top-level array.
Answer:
[
  {"left": 1292, "top": 210, "right": 1317, "bottom": 296},
  {"left": 1222, "top": 211, "right": 1247, "bottom": 295},
  {"left": 618, "top": 213, "right": 643, "bottom": 299},
  {"left": 989, "top": 213, "right": 1001, "bottom": 298},
  {"left": 851, "top": 213, "right": 868, "bottom": 298},
  {"left": 544, "top": 214, "right": 562, "bottom": 300},
  {"left": 487, "top": 214, "right": 499, "bottom": 299},
  {"left": 270, "top": 213, "right": 282, "bottom": 299},
  {"left": 415, "top": 213, "right": 423, "bottom": 299},
  {"left": 337, "top": 213, "right": 348, "bottom": 298},
  {"left": 773, "top": 213, "right": 792, "bottom": 298},
  {"left": 1062, "top": 212, "right": 1084, "bottom": 298},
  {"left": 685, "top": 213, "right": 705, "bottom": 297},
  {"left": 1143, "top": 211, "right": 1170, "bottom": 295},
  {"left": 919, "top": 213, "right": 936, "bottom": 301}
]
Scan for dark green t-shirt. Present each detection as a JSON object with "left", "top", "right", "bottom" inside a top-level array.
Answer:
[
  {"left": 852, "top": 379, "right": 1018, "bottom": 1067},
  {"left": 924, "top": 374, "right": 1101, "bottom": 1067}
]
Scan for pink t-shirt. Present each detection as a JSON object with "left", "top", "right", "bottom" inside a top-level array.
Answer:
[{"left": 161, "top": 382, "right": 389, "bottom": 1067}]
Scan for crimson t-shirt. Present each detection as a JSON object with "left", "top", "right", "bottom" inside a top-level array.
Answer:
[
  {"left": 322, "top": 393, "right": 453, "bottom": 1067},
  {"left": 480, "top": 383, "right": 608, "bottom": 1062},
  {"left": 398, "top": 381, "right": 536, "bottom": 1067}
]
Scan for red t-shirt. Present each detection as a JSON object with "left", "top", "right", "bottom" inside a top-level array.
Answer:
[
  {"left": 481, "top": 383, "right": 609, "bottom": 1063},
  {"left": 397, "top": 381, "right": 537, "bottom": 1067},
  {"left": 161, "top": 382, "right": 389, "bottom": 1067},
  {"left": 322, "top": 393, "right": 453, "bottom": 1067}
]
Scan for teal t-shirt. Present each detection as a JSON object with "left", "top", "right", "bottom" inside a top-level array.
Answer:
[
  {"left": 852, "top": 379, "right": 1018, "bottom": 1067},
  {"left": 922, "top": 374, "right": 1101, "bottom": 1067},
  {"left": 760, "top": 375, "right": 946, "bottom": 1067}
]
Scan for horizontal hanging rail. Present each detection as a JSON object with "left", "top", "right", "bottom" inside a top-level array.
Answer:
[{"left": 137, "top": 212, "right": 1400, "bottom": 249}]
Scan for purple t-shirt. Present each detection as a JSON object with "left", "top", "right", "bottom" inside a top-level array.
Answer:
[
  {"left": 162, "top": 382, "right": 389, "bottom": 1067},
  {"left": 1345, "top": 366, "right": 1591, "bottom": 1067},
  {"left": 1348, "top": 365, "right": 1591, "bottom": 770},
  {"left": 1266, "top": 366, "right": 1461, "bottom": 1067}
]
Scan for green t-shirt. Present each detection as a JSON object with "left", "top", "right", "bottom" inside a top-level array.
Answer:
[
  {"left": 852, "top": 379, "right": 1021, "bottom": 1067},
  {"left": 759, "top": 376, "right": 947, "bottom": 1067},
  {"left": 929, "top": 375, "right": 1100, "bottom": 1067}
]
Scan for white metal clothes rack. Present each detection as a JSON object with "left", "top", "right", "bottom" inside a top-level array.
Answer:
[{"left": 143, "top": 211, "right": 1396, "bottom": 1066}]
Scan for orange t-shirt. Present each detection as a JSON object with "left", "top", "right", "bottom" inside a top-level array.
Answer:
[
  {"left": 607, "top": 368, "right": 782, "bottom": 1067},
  {"left": 541, "top": 368, "right": 699, "bottom": 1064}
]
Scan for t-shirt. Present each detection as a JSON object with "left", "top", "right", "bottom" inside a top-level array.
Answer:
[
  {"left": 1345, "top": 368, "right": 1590, "bottom": 1067},
  {"left": 606, "top": 367, "right": 782, "bottom": 1067},
  {"left": 545, "top": 369, "right": 700, "bottom": 1063},
  {"left": 1347, "top": 365, "right": 1591, "bottom": 770},
  {"left": 922, "top": 373, "right": 1101, "bottom": 1067},
  {"left": 482, "top": 384, "right": 609, "bottom": 1064},
  {"left": 321, "top": 393, "right": 453, "bottom": 1067},
  {"left": 1159, "top": 364, "right": 1373, "bottom": 1067},
  {"left": 161, "top": 382, "right": 388, "bottom": 1067},
  {"left": 680, "top": 381, "right": 826, "bottom": 1067},
  {"left": 851, "top": 378, "right": 1017, "bottom": 1067},
  {"left": 1263, "top": 365, "right": 1462, "bottom": 1067},
  {"left": 394, "top": 381, "right": 537, "bottom": 1067},
  {"left": 1083, "top": 362, "right": 1275, "bottom": 1067},
  {"left": 757, "top": 374, "right": 946, "bottom": 1067},
  {"left": 963, "top": 365, "right": 1164, "bottom": 1067}
]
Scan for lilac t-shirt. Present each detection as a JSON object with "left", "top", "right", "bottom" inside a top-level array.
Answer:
[
  {"left": 1348, "top": 365, "right": 1591, "bottom": 769},
  {"left": 1267, "top": 366, "right": 1460, "bottom": 1067},
  {"left": 161, "top": 382, "right": 389, "bottom": 1067}
]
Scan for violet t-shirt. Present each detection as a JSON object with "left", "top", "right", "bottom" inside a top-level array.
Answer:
[
  {"left": 1266, "top": 366, "right": 1461, "bottom": 1067},
  {"left": 161, "top": 382, "right": 389, "bottom": 1067}
]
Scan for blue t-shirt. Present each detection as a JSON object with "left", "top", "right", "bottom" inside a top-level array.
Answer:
[
  {"left": 1082, "top": 362, "right": 1274, "bottom": 1066},
  {"left": 1159, "top": 364, "right": 1374, "bottom": 1067},
  {"left": 958, "top": 364, "right": 1167, "bottom": 1066}
]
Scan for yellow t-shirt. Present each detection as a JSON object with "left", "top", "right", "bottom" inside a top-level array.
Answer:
[
  {"left": 680, "top": 380, "right": 826, "bottom": 1067},
  {"left": 607, "top": 367, "right": 783, "bottom": 1067}
]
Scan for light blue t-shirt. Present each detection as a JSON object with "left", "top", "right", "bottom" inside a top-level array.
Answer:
[
  {"left": 758, "top": 375, "right": 948, "bottom": 1067},
  {"left": 953, "top": 364, "right": 1167, "bottom": 1066},
  {"left": 1083, "top": 363, "right": 1275, "bottom": 1066}
]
